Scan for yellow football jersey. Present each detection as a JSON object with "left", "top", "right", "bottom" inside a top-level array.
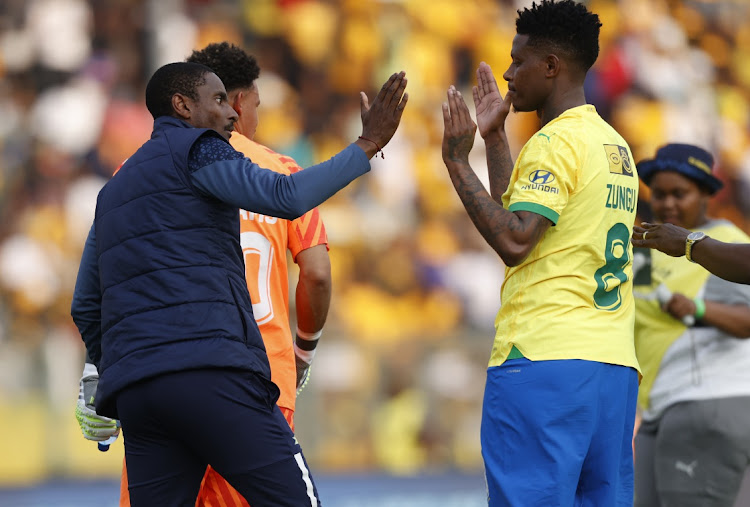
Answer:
[{"left": 489, "top": 105, "right": 640, "bottom": 372}]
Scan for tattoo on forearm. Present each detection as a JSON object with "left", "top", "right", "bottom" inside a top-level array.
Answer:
[
  {"left": 445, "top": 161, "right": 547, "bottom": 260},
  {"left": 486, "top": 142, "right": 513, "bottom": 202}
]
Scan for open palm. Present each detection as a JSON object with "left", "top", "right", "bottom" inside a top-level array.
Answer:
[
  {"left": 442, "top": 86, "right": 477, "bottom": 164},
  {"left": 473, "top": 62, "right": 511, "bottom": 138}
]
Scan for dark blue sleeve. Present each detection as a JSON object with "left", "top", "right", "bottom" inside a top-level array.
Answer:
[
  {"left": 189, "top": 136, "right": 370, "bottom": 219},
  {"left": 71, "top": 224, "right": 103, "bottom": 368}
]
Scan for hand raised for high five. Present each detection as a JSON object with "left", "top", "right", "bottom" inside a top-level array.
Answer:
[
  {"left": 357, "top": 71, "right": 409, "bottom": 159},
  {"left": 473, "top": 62, "right": 512, "bottom": 139},
  {"left": 442, "top": 85, "right": 477, "bottom": 165}
]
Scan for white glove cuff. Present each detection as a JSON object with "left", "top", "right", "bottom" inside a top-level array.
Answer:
[
  {"left": 294, "top": 342, "right": 317, "bottom": 364},
  {"left": 296, "top": 327, "right": 322, "bottom": 341},
  {"left": 82, "top": 362, "right": 98, "bottom": 378}
]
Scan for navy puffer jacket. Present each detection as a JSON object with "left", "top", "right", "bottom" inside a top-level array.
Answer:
[{"left": 94, "top": 117, "right": 271, "bottom": 418}]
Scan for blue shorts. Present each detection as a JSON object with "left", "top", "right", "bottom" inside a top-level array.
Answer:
[
  {"left": 117, "top": 368, "right": 319, "bottom": 506},
  {"left": 481, "top": 357, "right": 638, "bottom": 507}
]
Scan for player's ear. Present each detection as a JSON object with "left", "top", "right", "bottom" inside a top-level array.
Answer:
[
  {"left": 545, "top": 54, "right": 560, "bottom": 78},
  {"left": 232, "top": 91, "right": 243, "bottom": 115},
  {"left": 172, "top": 93, "right": 191, "bottom": 119}
]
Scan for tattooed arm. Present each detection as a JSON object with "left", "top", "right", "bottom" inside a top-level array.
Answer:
[
  {"left": 484, "top": 132, "right": 514, "bottom": 202},
  {"left": 442, "top": 86, "right": 551, "bottom": 267}
]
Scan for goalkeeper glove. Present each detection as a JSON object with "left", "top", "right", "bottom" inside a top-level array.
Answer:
[
  {"left": 294, "top": 328, "right": 321, "bottom": 395},
  {"left": 75, "top": 363, "right": 120, "bottom": 442}
]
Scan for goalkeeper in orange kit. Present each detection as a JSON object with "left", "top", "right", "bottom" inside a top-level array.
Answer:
[{"left": 76, "top": 42, "right": 332, "bottom": 507}]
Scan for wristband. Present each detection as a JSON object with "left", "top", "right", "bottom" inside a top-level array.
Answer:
[
  {"left": 296, "top": 327, "right": 322, "bottom": 352},
  {"left": 693, "top": 298, "right": 706, "bottom": 320},
  {"left": 82, "top": 362, "right": 98, "bottom": 377}
]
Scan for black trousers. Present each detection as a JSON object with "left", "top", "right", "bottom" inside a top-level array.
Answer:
[{"left": 116, "top": 368, "right": 319, "bottom": 506}]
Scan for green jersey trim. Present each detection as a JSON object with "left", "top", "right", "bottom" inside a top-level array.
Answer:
[
  {"left": 507, "top": 345, "right": 525, "bottom": 360},
  {"left": 508, "top": 202, "right": 559, "bottom": 224}
]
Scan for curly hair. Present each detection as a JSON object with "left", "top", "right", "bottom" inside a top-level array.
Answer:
[
  {"left": 145, "top": 62, "right": 213, "bottom": 119},
  {"left": 186, "top": 42, "right": 260, "bottom": 93},
  {"left": 516, "top": 0, "right": 602, "bottom": 72}
]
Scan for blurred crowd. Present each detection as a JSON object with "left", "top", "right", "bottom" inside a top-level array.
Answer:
[{"left": 0, "top": 0, "right": 749, "bottom": 482}]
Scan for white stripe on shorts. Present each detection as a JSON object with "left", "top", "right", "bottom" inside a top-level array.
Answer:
[{"left": 294, "top": 452, "right": 318, "bottom": 506}]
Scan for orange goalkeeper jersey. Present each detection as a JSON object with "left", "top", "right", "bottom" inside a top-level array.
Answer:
[
  {"left": 197, "top": 136, "right": 328, "bottom": 507},
  {"left": 119, "top": 136, "right": 328, "bottom": 507},
  {"left": 232, "top": 134, "right": 328, "bottom": 415}
]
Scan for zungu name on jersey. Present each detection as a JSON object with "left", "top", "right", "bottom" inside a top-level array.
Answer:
[{"left": 605, "top": 183, "right": 636, "bottom": 212}]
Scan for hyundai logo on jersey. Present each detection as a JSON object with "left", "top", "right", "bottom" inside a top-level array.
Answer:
[{"left": 530, "top": 170, "right": 556, "bottom": 185}]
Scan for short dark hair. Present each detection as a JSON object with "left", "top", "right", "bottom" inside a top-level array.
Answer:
[
  {"left": 186, "top": 42, "right": 260, "bottom": 93},
  {"left": 145, "top": 62, "right": 214, "bottom": 119},
  {"left": 516, "top": 0, "right": 602, "bottom": 72}
]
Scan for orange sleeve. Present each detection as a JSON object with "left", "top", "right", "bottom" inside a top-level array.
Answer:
[
  {"left": 288, "top": 208, "right": 328, "bottom": 260},
  {"left": 276, "top": 155, "right": 329, "bottom": 259}
]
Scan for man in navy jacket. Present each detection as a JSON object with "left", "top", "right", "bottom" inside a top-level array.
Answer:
[{"left": 71, "top": 61, "right": 408, "bottom": 506}]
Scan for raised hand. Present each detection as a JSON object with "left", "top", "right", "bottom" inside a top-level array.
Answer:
[
  {"left": 473, "top": 62, "right": 512, "bottom": 139},
  {"left": 442, "top": 85, "right": 477, "bottom": 165},
  {"left": 358, "top": 71, "right": 409, "bottom": 158}
]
